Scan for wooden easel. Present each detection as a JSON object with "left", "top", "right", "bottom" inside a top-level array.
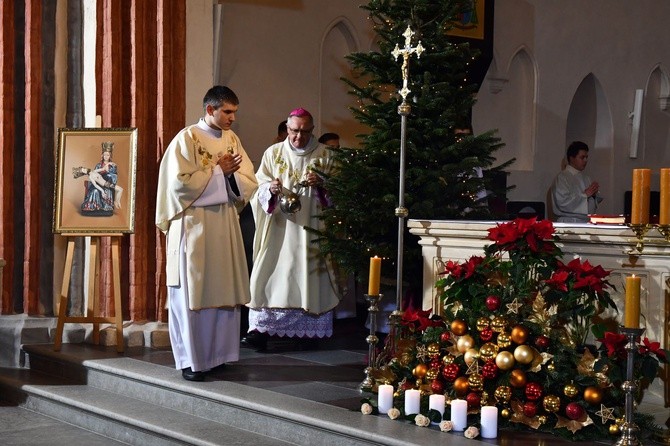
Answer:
[{"left": 54, "top": 234, "right": 124, "bottom": 353}]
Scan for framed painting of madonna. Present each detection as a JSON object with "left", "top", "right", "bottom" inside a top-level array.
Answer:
[{"left": 53, "top": 128, "right": 138, "bottom": 234}]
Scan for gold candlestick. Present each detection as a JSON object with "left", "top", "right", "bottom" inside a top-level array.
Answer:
[
  {"left": 360, "top": 293, "right": 383, "bottom": 392},
  {"left": 615, "top": 326, "right": 645, "bottom": 446},
  {"left": 627, "top": 223, "right": 650, "bottom": 253},
  {"left": 656, "top": 224, "right": 670, "bottom": 242}
]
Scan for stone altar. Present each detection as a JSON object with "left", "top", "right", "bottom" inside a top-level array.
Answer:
[{"left": 408, "top": 219, "right": 669, "bottom": 407}]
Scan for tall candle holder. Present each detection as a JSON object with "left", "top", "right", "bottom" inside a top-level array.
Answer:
[
  {"left": 615, "top": 326, "right": 645, "bottom": 446},
  {"left": 360, "top": 293, "right": 383, "bottom": 392},
  {"left": 627, "top": 224, "right": 650, "bottom": 253}
]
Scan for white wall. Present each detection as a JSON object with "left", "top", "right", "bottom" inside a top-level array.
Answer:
[{"left": 473, "top": 0, "right": 670, "bottom": 215}]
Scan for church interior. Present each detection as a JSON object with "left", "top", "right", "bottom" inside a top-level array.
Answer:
[{"left": 1, "top": 0, "right": 669, "bottom": 444}]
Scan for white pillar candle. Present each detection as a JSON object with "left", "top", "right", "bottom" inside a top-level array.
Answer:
[
  {"left": 428, "top": 394, "right": 446, "bottom": 424},
  {"left": 378, "top": 384, "right": 394, "bottom": 414},
  {"left": 480, "top": 406, "right": 498, "bottom": 439},
  {"left": 404, "top": 389, "right": 421, "bottom": 415},
  {"left": 450, "top": 399, "right": 468, "bottom": 431}
]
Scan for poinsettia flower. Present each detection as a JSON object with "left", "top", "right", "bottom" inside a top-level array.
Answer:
[
  {"left": 533, "top": 219, "right": 554, "bottom": 239},
  {"left": 463, "top": 256, "right": 484, "bottom": 278},
  {"left": 488, "top": 222, "right": 520, "bottom": 246},
  {"left": 599, "top": 332, "right": 628, "bottom": 358},
  {"left": 441, "top": 260, "right": 463, "bottom": 279},
  {"left": 545, "top": 270, "right": 569, "bottom": 291},
  {"left": 639, "top": 337, "right": 667, "bottom": 361}
]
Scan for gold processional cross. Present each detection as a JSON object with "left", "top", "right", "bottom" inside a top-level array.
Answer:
[{"left": 391, "top": 25, "right": 425, "bottom": 104}]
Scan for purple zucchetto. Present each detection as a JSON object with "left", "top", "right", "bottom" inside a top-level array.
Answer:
[{"left": 288, "top": 107, "right": 312, "bottom": 119}]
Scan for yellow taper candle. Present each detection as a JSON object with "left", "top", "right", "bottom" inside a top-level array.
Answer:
[
  {"left": 631, "top": 169, "right": 651, "bottom": 225},
  {"left": 368, "top": 256, "right": 381, "bottom": 295},
  {"left": 660, "top": 168, "right": 670, "bottom": 225},
  {"left": 624, "top": 275, "right": 641, "bottom": 328}
]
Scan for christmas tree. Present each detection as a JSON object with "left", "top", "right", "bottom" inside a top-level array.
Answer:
[{"left": 315, "top": 0, "right": 512, "bottom": 297}]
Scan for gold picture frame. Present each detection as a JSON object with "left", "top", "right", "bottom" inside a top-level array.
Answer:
[{"left": 53, "top": 128, "right": 138, "bottom": 234}]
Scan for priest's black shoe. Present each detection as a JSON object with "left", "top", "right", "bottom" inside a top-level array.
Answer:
[
  {"left": 240, "top": 330, "right": 268, "bottom": 351},
  {"left": 181, "top": 367, "right": 205, "bottom": 382}
]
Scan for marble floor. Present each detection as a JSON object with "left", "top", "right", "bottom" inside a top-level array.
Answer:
[{"left": 1, "top": 315, "right": 669, "bottom": 445}]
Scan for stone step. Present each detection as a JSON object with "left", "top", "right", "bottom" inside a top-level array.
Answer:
[{"left": 0, "top": 344, "right": 478, "bottom": 446}]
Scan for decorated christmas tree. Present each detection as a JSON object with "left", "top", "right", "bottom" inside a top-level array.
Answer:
[
  {"left": 361, "top": 218, "right": 668, "bottom": 441},
  {"left": 314, "top": 0, "right": 511, "bottom": 296}
]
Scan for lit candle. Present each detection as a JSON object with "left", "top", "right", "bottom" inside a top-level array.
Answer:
[
  {"left": 378, "top": 384, "right": 394, "bottom": 414},
  {"left": 368, "top": 256, "right": 381, "bottom": 295},
  {"left": 450, "top": 398, "right": 468, "bottom": 431},
  {"left": 429, "top": 394, "right": 445, "bottom": 424},
  {"left": 631, "top": 169, "right": 651, "bottom": 225},
  {"left": 480, "top": 406, "right": 499, "bottom": 439},
  {"left": 624, "top": 275, "right": 641, "bottom": 328},
  {"left": 660, "top": 168, "right": 670, "bottom": 225},
  {"left": 404, "top": 389, "right": 420, "bottom": 415}
]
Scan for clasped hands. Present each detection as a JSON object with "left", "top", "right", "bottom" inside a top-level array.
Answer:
[
  {"left": 584, "top": 181, "right": 600, "bottom": 198},
  {"left": 217, "top": 152, "right": 242, "bottom": 176}
]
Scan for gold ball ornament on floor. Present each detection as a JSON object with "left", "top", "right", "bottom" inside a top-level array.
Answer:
[
  {"left": 427, "top": 342, "right": 441, "bottom": 356},
  {"left": 451, "top": 319, "right": 468, "bottom": 336},
  {"left": 563, "top": 383, "right": 579, "bottom": 398},
  {"left": 542, "top": 394, "right": 561, "bottom": 413},
  {"left": 510, "top": 325, "right": 529, "bottom": 344},
  {"left": 453, "top": 376, "right": 470, "bottom": 395},
  {"left": 495, "top": 350, "right": 515, "bottom": 370},
  {"left": 497, "top": 332, "right": 512, "bottom": 348},
  {"left": 509, "top": 369, "right": 527, "bottom": 388},
  {"left": 413, "top": 363, "right": 428, "bottom": 379},
  {"left": 583, "top": 386, "right": 603, "bottom": 405},
  {"left": 513, "top": 345, "right": 535, "bottom": 364},
  {"left": 609, "top": 423, "right": 620, "bottom": 435},
  {"left": 490, "top": 316, "right": 507, "bottom": 332},
  {"left": 425, "top": 368, "right": 439, "bottom": 381},
  {"left": 494, "top": 385, "right": 512, "bottom": 403},
  {"left": 476, "top": 317, "right": 490, "bottom": 331},
  {"left": 456, "top": 334, "right": 475, "bottom": 353},
  {"left": 464, "top": 347, "right": 479, "bottom": 365},
  {"left": 501, "top": 408, "right": 511, "bottom": 418},
  {"left": 479, "top": 342, "right": 499, "bottom": 360},
  {"left": 468, "top": 373, "right": 484, "bottom": 391}
]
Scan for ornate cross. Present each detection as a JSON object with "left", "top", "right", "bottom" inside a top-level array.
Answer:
[{"left": 391, "top": 25, "right": 425, "bottom": 102}]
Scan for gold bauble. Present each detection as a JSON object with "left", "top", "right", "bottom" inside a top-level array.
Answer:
[
  {"left": 399, "top": 352, "right": 413, "bottom": 367},
  {"left": 513, "top": 345, "right": 535, "bottom": 364},
  {"left": 476, "top": 317, "right": 490, "bottom": 331},
  {"left": 563, "top": 383, "right": 579, "bottom": 398},
  {"left": 425, "top": 368, "right": 439, "bottom": 381},
  {"left": 583, "top": 386, "right": 603, "bottom": 405},
  {"left": 427, "top": 342, "right": 441, "bottom": 355},
  {"left": 615, "top": 417, "right": 625, "bottom": 426},
  {"left": 510, "top": 325, "right": 529, "bottom": 344},
  {"left": 494, "top": 385, "right": 512, "bottom": 403},
  {"left": 490, "top": 316, "right": 507, "bottom": 332},
  {"left": 464, "top": 348, "right": 480, "bottom": 365},
  {"left": 480, "top": 391, "right": 489, "bottom": 406},
  {"left": 538, "top": 415, "right": 547, "bottom": 424},
  {"left": 456, "top": 335, "right": 475, "bottom": 353},
  {"left": 509, "top": 369, "right": 527, "bottom": 388},
  {"left": 495, "top": 351, "right": 516, "bottom": 370},
  {"left": 542, "top": 395, "right": 561, "bottom": 413},
  {"left": 479, "top": 342, "right": 499, "bottom": 360},
  {"left": 497, "top": 332, "right": 512, "bottom": 348},
  {"left": 546, "top": 361, "right": 555, "bottom": 372},
  {"left": 451, "top": 319, "right": 468, "bottom": 336},
  {"left": 609, "top": 423, "right": 620, "bottom": 435},
  {"left": 468, "top": 373, "right": 484, "bottom": 391},
  {"left": 413, "top": 363, "right": 428, "bottom": 379},
  {"left": 442, "top": 354, "right": 455, "bottom": 365},
  {"left": 453, "top": 376, "right": 470, "bottom": 395},
  {"left": 501, "top": 408, "right": 510, "bottom": 418}
]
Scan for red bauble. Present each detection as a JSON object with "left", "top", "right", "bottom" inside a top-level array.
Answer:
[
  {"left": 466, "top": 392, "right": 481, "bottom": 409},
  {"left": 565, "top": 402, "right": 585, "bottom": 420},
  {"left": 442, "top": 363, "right": 460, "bottom": 382},
  {"left": 481, "top": 360, "right": 498, "bottom": 380},
  {"left": 401, "top": 380, "right": 415, "bottom": 391},
  {"left": 535, "top": 335, "right": 550, "bottom": 350},
  {"left": 480, "top": 327, "right": 494, "bottom": 342},
  {"left": 525, "top": 382, "right": 543, "bottom": 401},
  {"left": 440, "top": 331, "right": 451, "bottom": 343},
  {"left": 430, "top": 358, "right": 442, "bottom": 369},
  {"left": 431, "top": 379, "right": 445, "bottom": 394},
  {"left": 523, "top": 402, "right": 537, "bottom": 417},
  {"left": 485, "top": 295, "right": 501, "bottom": 311}
]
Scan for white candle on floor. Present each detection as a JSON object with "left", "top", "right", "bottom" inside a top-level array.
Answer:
[
  {"left": 428, "top": 394, "right": 445, "bottom": 424},
  {"left": 404, "top": 389, "right": 421, "bottom": 415},
  {"left": 480, "top": 405, "right": 498, "bottom": 438},
  {"left": 378, "top": 384, "right": 394, "bottom": 414},
  {"left": 451, "top": 398, "right": 468, "bottom": 431}
]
